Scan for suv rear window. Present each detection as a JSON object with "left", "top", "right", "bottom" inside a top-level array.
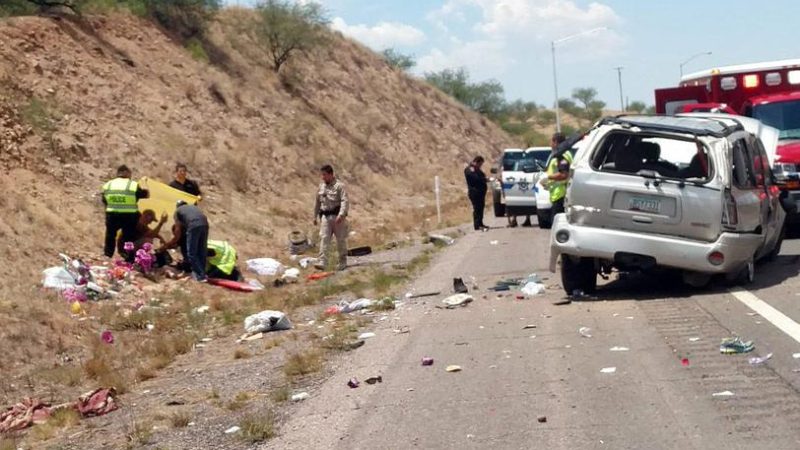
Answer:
[{"left": 590, "top": 132, "right": 712, "bottom": 181}]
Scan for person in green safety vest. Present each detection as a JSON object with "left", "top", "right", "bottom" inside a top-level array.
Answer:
[
  {"left": 101, "top": 165, "right": 149, "bottom": 260},
  {"left": 206, "top": 240, "right": 242, "bottom": 281},
  {"left": 541, "top": 133, "right": 574, "bottom": 225}
]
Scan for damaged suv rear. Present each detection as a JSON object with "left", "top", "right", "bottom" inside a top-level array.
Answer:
[{"left": 550, "top": 115, "right": 786, "bottom": 294}]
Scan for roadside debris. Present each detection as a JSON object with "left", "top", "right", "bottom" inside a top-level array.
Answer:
[
  {"left": 689, "top": 337, "right": 701, "bottom": 342},
  {"left": 243, "top": 310, "right": 292, "bottom": 335},
  {"left": 299, "top": 257, "right": 319, "bottom": 269},
  {"left": 291, "top": 392, "right": 310, "bottom": 402},
  {"left": 422, "top": 357, "right": 434, "bottom": 366},
  {"left": 453, "top": 278, "right": 468, "bottom": 294},
  {"left": 712, "top": 391, "right": 735, "bottom": 397},
  {"left": 578, "top": 327, "right": 593, "bottom": 338},
  {"left": 441, "top": 294, "right": 473, "bottom": 308},
  {"left": 245, "top": 258, "right": 285, "bottom": 276},
  {"left": 552, "top": 298, "right": 572, "bottom": 306},
  {"left": 600, "top": 367, "right": 617, "bottom": 374},
  {"left": 364, "top": 376, "right": 383, "bottom": 385},
  {"left": 681, "top": 358, "right": 689, "bottom": 366},
  {"left": 720, "top": 337, "right": 754, "bottom": 354},
  {"left": 101, "top": 330, "right": 114, "bottom": 344},
  {"left": 347, "top": 378, "right": 360, "bottom": 389},
  {"left": 408, "top": 291, "right": 441, "bottom": 299},
  {"left": 537, "top": 415, "right": 547, "bottom": 423},
  {"left": 224, "top": 426, "right": 241, "bottom": 434},
  {"left": 490, "top": 240, "right": 499, "bottom": 245},
  {"left": 748, "top": 353, "right": 773, "bottom": 365},
  {"left": 288, "top": 231, "right": 312, "bottom": 255},
  {"left": 446, "top": 365, "right": 462, "bottom": 373},
  {"left": 521, "top": 282, "right": 546, "bottom": 296},
  {"left": 428, "top": 234, "right": 455, "bottom": 246},
  {"left": 0, "top": 388, "right": 118, "bottom": 433},
  {"left": 393, "top": 326, "right": 410, "bottom": 334},
  {"left": 523, "top": 324, "right": 537, "bottom": 330},
  {"left": 307, "top": 272, "right": 333, "bottom": 281},
  {"left": 793, "top": 353, "right": 800, "bottom": 359},
  {"left": 347, "top": 246, "right": 372, "bottom": 257},
  {"left": 327, "top": 298, "right": 375, "bottom": 315},
  {"left": 609, "top": 346, "right": 629, "bottom": 352},
  {"left": 357, "top": 332, "right": 376, "bottom": 340}
]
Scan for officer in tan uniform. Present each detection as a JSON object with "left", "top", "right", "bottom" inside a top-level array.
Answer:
[{"left": 313, "top": 164, "right": 349, "bottom": 271}]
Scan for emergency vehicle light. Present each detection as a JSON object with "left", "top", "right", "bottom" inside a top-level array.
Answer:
[
  {"left": 720, "top": 76, "right": 737, "bottom": 91},
  {"left": 765, "top": 72, "right": 782, "bottom": 86},
  {"left": 743, "top": 74, "right": 759, "bottom": 89},
  {"left": 789, "top": 70, "right": 800, "bottom": 85}
]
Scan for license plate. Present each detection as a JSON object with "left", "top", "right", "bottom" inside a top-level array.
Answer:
[{"left": 629, "top": 197, "right": 661, "bottom": 213}]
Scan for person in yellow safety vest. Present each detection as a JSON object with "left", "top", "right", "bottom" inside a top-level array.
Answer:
[
  {"left": 206, "top": 240, "right": 242, "bottom": 281},
  {"left": 101, "top": 165, "right": 149, "bottom": 260},
  {"left": 541, "top": 132, "right": 574, "bottom": 224}
]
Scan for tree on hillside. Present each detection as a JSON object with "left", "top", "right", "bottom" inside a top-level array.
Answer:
[
  {"left": 626, "top": 101, "right": 647, "bottom": 114},
  {"left": 502, "top": 99, "right": 537, "bottom": 120},
  {"left": 381, "top": 48, "right": 415, "bottom": 71},
  {"left": 254, "top": 0, "right": 329, "bottom": 72},
  {"left": 558, "top": 98, "right": 582, "bottom": 117},
  {"left": 424, "top": 68, "right": 506, "bottom": 119},
  {"left": 145, "top": 0, "right": 221, "bottom": 38},
  {"left": 571, "top": 87, "right": 605, "bottom": 123}
]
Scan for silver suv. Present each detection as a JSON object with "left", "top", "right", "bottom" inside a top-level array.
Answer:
[{"left": 550, "top": 115, "right": 786, "bottom": 294}]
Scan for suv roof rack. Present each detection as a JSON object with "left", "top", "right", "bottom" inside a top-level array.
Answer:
[{"left": 600, "top": 115, "right": 744, "bottom": 138}]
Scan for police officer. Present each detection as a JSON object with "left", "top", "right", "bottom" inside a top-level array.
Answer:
[
  {"left": 464, "top": 156, "right": 489, "bottom": 231},
  {"left": 206, "top": 239, "right": 241, "bottom": 281},
  {"left": 101, "top": 165, "right": 149, "bottom": 259},
  {"left": 541, "top": 133, "right": 574, "bottom": 224},
  {"left": 313, "top": 165, "right": 349, "bottom": 271}
]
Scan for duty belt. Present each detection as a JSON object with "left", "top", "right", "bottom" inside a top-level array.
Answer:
[{"left": 320, "top": 207, "right": 340, "bottom": 217}]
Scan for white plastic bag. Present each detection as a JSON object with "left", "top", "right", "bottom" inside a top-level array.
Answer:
[
  {"left": 42, "top": 267, "right": 77, "bottom": 290},
  {"left": 243, "top": 310, "right": 292, "bottom": 334},
  {"left": 340, "top": 298, "right": 375, "bottom": 313},
  {"left": 246, "top": 258, "right": 285, "bottom": 276},
  {"left": 442, "top": 294, "right": 473, "bottom": 308},
  {"left": 521, "top": 282, "right": 546, "bottom": 296}
]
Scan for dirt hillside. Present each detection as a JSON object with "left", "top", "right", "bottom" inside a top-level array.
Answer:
[{"left": 0, "top": 10, "right": 515, "bottom": 295}]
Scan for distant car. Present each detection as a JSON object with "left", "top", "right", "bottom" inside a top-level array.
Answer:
[
  {"left": 550, "top": 115, "right": 786, "bottom": 294},
  {"left": 491, "top": 148, "right": 549, "bottom": 223}
]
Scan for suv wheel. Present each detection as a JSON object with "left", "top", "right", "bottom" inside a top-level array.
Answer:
[
  {"left": 492, "top": 189, "right": 505, "bottom": 218},
  {"left": 765, "top": 225, "right": 785, "bottom": 262},
  {"left": 561, "top": 255, "right": 596, "bottom": 295},
  {"left": 537, "top": 209, "right": 552, "bottom": 229},
  {"left": 726, "top": 258, "right": 755, "bottom": 286}
]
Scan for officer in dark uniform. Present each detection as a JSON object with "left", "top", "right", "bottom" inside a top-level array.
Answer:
[{"left": 464, "top": 156, "right": 489, "bottom": 231}]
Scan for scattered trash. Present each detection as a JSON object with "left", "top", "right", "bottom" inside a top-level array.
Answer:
[
  {"left": 347, "top": 246, "right": 372, "bottom": 257},
  {"left": 748, "top": 353, "right": 773, "bottom": 365},
  {"left": 357, "top": 332, "right": 376, "bottom": 340},
  {"left": 793, "top": 353, "right": 800, "bottom": 359},
  {"left": 407, "top": 388, "right": 415, "bottom": 392},
  {"left": 101, "top": 330, "right": 114, "bottom": 344},
  {"left": 446, "top": 365, "right": 462, "bottom": 373},
  {"left": 344, "top": 340, "right": 365, "bottom": 351},
  {"left": 488, "top": 285, "right": 511, "bottom": 292},
  {"left": 681, "top": 358, "right": 689, "bottom": 366},
  {"left": 194, "top": 305, "right": 210, "bottom": 314},
  {"left": 288, "top": 231, "right": 312, "bottom": 255},
  {"left": 421, "top": 357, "right": 434, "bottom": 366},
  {"left": 291, "top": 392, "right": 310, "bottom": 402},
  {"left": 299, "top": 257, "right": 319, "bottom": 269},
  {"left": 393, "top": 326, "right": 410, "bottom": 335},
  {"left": 609, "top": 346, "right": 629, "bottom": 352},
  {"left": 0, "top": 388, "right": 118, "bottom": 433},
  {"left": 247, "top": 279, "right": 266, "bottom": 290},
  {"left": 241, "top": 333, "right": 265, "bottom": 342},
  {"left": 441, "top": 294, "right": 473, "bottom": 308},
  {"left": 521, "top": 282, "right": 546, "bottom": 296},
  {"left": 490, "top": 240, "right": 499, "bottom": 245},
  {"left": 364, "top": 376, "right": 383, "bottom": 385},
  {"left": 552, "top": 298, "right": 572, "bottom": 306},
  {"left": 428, "top": 234, "right": 455, "bottom": 246},
  {"left": 243, "top": 310, "right": 293, "bottom": 334},
  {"left": 245, "top": 258, "right": 285, "bottom": 276},
  {"left": 347, "top": 378, "right": 360, "bottom": 389},
  {"left": 600, "top": 367, "right": 616, "bottom": 374},
  {"left": 327, "top": 298, "right": 375, "bottom": 315},
  {"left": 453, "top": 278, "right": 468, "bottom": 294},
  {"left": 281, "top": 268, "right": 301, "bottom": 282},
  {"left": 537, "top": 415, "right": 547, "bottom": 423},
  {"left": 578, "top": 327, "right": 593, "bottom": 338},
  {"left": 523, "top": 324, "right": 537, "bottom": 330},
  {"left": 712, "top": 391, "right": 734, "bottom": 397},
  {"left": 720, "top": 337, "right": 754, "bottom": 354},
  {"left": 224, "top": 426, "right": 241, "bottom": 434},
  {"left": 42, "top": 266, "right": 78, "bottom": 291},
  {"left": 515, "top": 295, "right": 525, "bottom": 300},
  {"left": 689, "top": 337, "right": 701, "bottom": 342},
  {"left": 70, "top": 302, "right": 83, "bottom": 315},
  {"left": 307, "top": 272, "right": 333, "bottom": 281}
]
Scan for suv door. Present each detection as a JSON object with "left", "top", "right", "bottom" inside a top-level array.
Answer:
[
  {"left": 748, "top": 134, "right": 785, "bottom": 255},
  {"left": 729, "top": 136, "right": 763, "bottom": 234}
]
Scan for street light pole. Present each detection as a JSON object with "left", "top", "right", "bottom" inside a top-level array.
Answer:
[
  {"left": 680, "top": 51, "right": 712, "bottom": 78},
  {"left": 614, "top": 66, "right": 624, "bottom": 112},
  {"left": 551, "top": 27, "right": 608, "bottom": 133}
]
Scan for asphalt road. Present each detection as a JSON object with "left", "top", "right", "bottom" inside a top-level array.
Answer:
[{"left": 267, "top": 215, "right": 800, "bottom": 450}]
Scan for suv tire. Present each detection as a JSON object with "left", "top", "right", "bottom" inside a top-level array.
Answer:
[
  {"left": 492, "top": 189, "right": 505, "bottom": 218},
  {"left": 537, "top": 209, "right": 552, "bottom": 229},
  {"left": 561, "top": 255, "right": 596, "bottom": 295},
  {"left": 765, "top": 225, "right": 785, "bottom": 262}
]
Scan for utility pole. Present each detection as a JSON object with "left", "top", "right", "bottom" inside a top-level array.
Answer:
[{"left": 614, "top": 66, "right": 624, "bottom": 112}]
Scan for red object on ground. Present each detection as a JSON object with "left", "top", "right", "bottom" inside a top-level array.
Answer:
[
  {"left": 681, "top": 358, "right": 689, "bottom": 366},
  {"left": 307, "top": 272, "right": 333, "bottom": 281},
  {"left": 75, "top": 388, "right": 118, "bottom": 417},
  {"left": 207, "top": 278, "right": 256, "bottom": 292},
  {"left": 0, "top": 388, "right": 118, "bottom": 433}
]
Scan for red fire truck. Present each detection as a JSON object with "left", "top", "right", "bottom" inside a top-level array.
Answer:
[{"left": 655, "top": 58, "right": 800, "bottom": 220}]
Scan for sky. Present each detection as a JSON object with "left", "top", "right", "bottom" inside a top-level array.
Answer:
[{"left": 227, "top": 0, "right": 800, "bottom": 109}]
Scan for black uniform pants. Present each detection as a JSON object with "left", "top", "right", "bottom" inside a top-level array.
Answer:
[
  {"left": 104, "top": 212, "right": 139, "bottom": 259},
  {"left": 551, "top": 197, "right": 565, "bottom": 224},
  {"left": 469, "top": 191, "right": 486, "bottom": 230}
]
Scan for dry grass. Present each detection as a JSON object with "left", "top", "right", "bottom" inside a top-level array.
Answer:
[
  {"left": 239, "top": 409, "right": 277, "bottom": 443},
  {"left": 233, "top": 348, "right": 251, "bottom": 360},
  {"left": 170, "top": 410, "right": 192, "bottom": 428},
  {"left": 41, "top": 364, "right": 84, "bottom": 387},
  {"left": 125, "top": 420, "right": 153, "bottom": 447},
  {"left": 283, "top": 349, "right": 323, "bottom": 378},
  {"left": 225, "top": 391, "right": 251, "bottom": 411},
  {"left": 29, "top": 408, "right": 80, "bottom": 441},
  {"left": 270, "top": 386, "right": 291, "bottom": 404}
]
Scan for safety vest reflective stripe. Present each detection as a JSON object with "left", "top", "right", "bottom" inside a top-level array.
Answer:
[
  {"left": 207, "top": 240, "right": 237, "bottom": 275},
  {"left": 103, "top": 178, "right": 138, "bottom": 213}
]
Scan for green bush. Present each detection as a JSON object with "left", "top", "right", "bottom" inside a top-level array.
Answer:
[
  {"left": 0, "top": 0, "right": 36, "bottom": 16},
  {"left": 185, "top": 37, "right": 209, "bottom": 62},
  {"left": 381, "top": 48, "right": 415, "bottom": 71},
  {"left": 144, "top": 0, "right": 220, "bottom": 38}
]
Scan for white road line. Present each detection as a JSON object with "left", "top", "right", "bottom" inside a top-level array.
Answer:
[{"left": 729, "top": 288, "right": 800, "bottom": 344}]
